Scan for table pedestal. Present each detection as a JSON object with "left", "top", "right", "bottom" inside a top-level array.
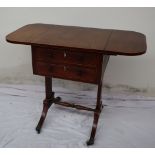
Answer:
[{"left": 36, "top": 56, "right": 110, "bottom": 145}]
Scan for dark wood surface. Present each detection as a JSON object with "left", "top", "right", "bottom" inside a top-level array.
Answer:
[
  {"left": 32, "top": 46, "right": 102, "bottom": 84},
  {"left": 33, "top": 46, "right": 101, "bottom": 68},
  {"left": 6, "top": 23, "right": 147, "bottom": 56},
  {"left": 106, "top": 30, "right": 147, "bottom": 55}
]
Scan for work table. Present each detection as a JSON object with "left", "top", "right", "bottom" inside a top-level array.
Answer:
[{"left": 6, "top": 23, "right": 147, "bottom": 145}]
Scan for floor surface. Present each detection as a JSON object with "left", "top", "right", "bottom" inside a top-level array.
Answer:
[{"left": 0, "top": 84, "right": 155, "bottom": 148}]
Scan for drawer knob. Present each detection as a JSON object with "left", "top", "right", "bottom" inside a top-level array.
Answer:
[
  {"left": 64, "top": 52, "right": 67, "bottom": 58},
  {"left": 64, "top": 66, "right": 67, "bottom": 71}
]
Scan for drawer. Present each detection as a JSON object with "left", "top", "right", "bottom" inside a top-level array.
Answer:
[
  {"left": 32, "top": 46, "right": 101, "bottom": 68},
  {"left": 34, "top": 62, "right": 64, "bottom": 77},
  {"left": 33, "top": 62, "right": 98, "bottom": 84},
  {"left": 64, "top": 65, "right": 98, "bottom": 83},
  {"left": 64, "top": 50, "right": 101, "bottom": 67},
  {"left": 32, "top": 46, "right": 64, "bottom": 64}
]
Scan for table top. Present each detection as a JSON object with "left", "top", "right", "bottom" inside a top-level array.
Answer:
[{"left": 6, "top": 23, "right": 147, "bottom": 56}]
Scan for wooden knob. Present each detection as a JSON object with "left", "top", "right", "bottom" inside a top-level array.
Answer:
[
  {"left": 64, "top": 52, "right": 67, "bottom": 58},
  {"left": 64, "top": 66, "right": 67, "bottom": 71}
]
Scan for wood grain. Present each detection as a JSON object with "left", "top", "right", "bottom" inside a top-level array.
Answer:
[
  {"left": 6, "top": 23, "right": 147, "bottom": 56},
  {"left": 105, "top": 30, "right": 147, "bottom": 56}
]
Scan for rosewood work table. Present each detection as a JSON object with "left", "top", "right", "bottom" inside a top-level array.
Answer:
[{"left": 6, "top": 24, "right": 147, "bottom": 145}]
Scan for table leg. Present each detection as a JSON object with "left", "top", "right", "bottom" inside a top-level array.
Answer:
[
  {"left": 87, "top": 55, "right": 110, "bottom": 145},
  {"left": 36, "top": 77, "right": 54, "bottom": 133},
  {"left": 86, "top": 83, "right": 103, "bottom": 145}
]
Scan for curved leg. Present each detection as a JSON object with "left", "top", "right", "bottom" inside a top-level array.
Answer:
[
  {"left": 36, "top": 99, "right": 52, "bottom": 133},
  {"left": 87, "top": 81, "right": 103, "bottom": 146},
  {"left": 36, "top": 77, "right": 53, "bottom": 133},
  {"left": 87, "top": 55, "right": 109, "bottom": 145},
  {"left": 87, "top": 112, "right": 99, "bottom": 145},
  {"left": 87, "top": 102, "right": 103, "bottom": 145},
  {"left": 36, "top": 77, "right": 62, "bottom": 133},
  {"left": 36, "top": 97, "right": 62, "bottom": 134}
]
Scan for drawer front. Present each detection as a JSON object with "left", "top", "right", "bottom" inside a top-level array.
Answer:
[
  {"left": 65, "top": 50, "right": 101, "bottom": 67},
  {"left": 32, "top": 46, "right": 101, "bottom": 68},
  {"left": 64, "top": 65, "right": 98, "bottom": 83},
  {"left": 33, "top": 46, "right": 64, "bottom": 64},
  {"left": 34, "top": 62, "right": 98, "bottom": 84},
  {"left": 34, "top": 62, "right": 64, "bottom": 77}
]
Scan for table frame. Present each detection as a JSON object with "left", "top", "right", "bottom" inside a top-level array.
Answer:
[{"left": 36, "top": 55, "right": 110, "bottom": 145}]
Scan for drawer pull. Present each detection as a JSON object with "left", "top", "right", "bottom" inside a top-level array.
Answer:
[
  {"left": 64, "top": 52, "right": 67, "bottom": 58},
  {"left": 64, "top": 66, "right": 67, "bottom": 71}
]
